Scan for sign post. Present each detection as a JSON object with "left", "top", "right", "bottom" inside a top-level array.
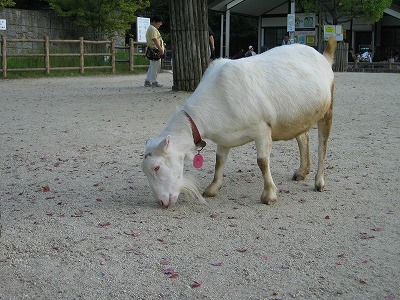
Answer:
[{"left": 0, "top": 19, "right": 6, "bottom": 30}]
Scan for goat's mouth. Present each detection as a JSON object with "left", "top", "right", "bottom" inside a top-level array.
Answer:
[{"left": 158, "top": 195, "right": 176, "bottom": 208}]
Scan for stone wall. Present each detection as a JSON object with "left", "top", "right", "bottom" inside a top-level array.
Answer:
[{"left": 0, "top": 8, "right": 125, "bottom": 54}]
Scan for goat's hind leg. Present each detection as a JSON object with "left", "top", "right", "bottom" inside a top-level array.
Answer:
[
  {"left": 315, "top": 102, "right": 333, "bottom": 191},
  {"left": 203, "top": 145, "right": 230, "bottom": 197},
  {"left": 292, "top": 132, "right": 311, "bottom": 181}
]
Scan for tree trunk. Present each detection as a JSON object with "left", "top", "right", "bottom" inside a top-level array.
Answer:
[
  {"left": 169, "top": 0, "right": 209, "bottom": 91},
  {"left": 333, "top": 42, "right": 348, "bottom": 72}
]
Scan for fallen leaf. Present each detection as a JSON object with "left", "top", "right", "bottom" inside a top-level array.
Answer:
[
  {"left": 163, "top": 268, "right": 174, "bottom": 274},
  {"left": 371, "top": 227, "right": 384, "bottom": 231},
  {"left": 42, "top": 186, "right": 50, "bottom": 192},
  {"left": 237, "top": 248, "right": 247, "bottom": 253},
  {"left": 191, "top": 281, "right": 201, "bottom": 288},
  {"left": 324, "top": 215, "right": 330, "bottom": 219},
  {"left": 359, "top": 279, "right": 367, "bottom": 284},
  {"left": 211, "top": 261, "right": 222, "bottom": 266},
  {"left": 96, "top": 198, "right": 102, "bottom": 202},
  {"left": 281, "top": 264, "right": 289, "bottom": 269},
  {"left": 385, "top": 294, "right": 394, "bottom": 300},
  {"left": 160, "top": 259, "right": 170, "bottom": 265},
  {"left": 124, "top": 231, "right": 140, "bottom": 237},
  {"left": 52, "top": 246, "right": 64, "bottom": 253},
  {"left": 337, "top": 253, "right": 346, "bottom": 258},
  {"left": 261, "top": 255, "right": 269, "bottom": 261},
  {"left": 169, "top": 273, "right": 179, "bottom": 278},
  {"left": 98, "top": 221, "right": 111, "bottom": 228}
]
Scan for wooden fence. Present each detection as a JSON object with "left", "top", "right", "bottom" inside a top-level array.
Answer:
[{"left": 0, "top": 36, "right": 149, "bottom": 78}]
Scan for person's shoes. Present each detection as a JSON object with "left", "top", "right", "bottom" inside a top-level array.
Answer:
[
  {"left": 152, "top": 82, "right": 163, "bottom": 88},
  {"left": 144, "top": 80, "right": 151, "bottom": 87}
]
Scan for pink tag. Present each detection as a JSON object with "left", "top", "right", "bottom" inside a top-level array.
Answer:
[{"left": 193, "top": 154, "right": 204, "bottom": 169}]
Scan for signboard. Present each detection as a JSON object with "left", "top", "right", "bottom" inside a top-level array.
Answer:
[
  {"left": 295, "top": 13, "right": 316, "bottom": 29},
  {"left": 324, "top": 25, "right": 343, "bottom": 41},
  {"left": 0, "top": 19, "right": 6, "bottom": 30},
  {"left": 136, "top": 17, "right": 150, "bottom": 42},
  {"left": 287, "top": 14, "right": 295, "bottom": 32}
]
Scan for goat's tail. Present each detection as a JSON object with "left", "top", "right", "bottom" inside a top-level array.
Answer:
[{"left": 323, "top": 35, "right": 337, "bottom": 66}]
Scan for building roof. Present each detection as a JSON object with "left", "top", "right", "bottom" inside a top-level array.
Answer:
[{"left": 208, "top": 0, "right": 288, "bottom": 17}]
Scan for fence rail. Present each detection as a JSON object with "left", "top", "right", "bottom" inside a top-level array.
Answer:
[
  {"left": 348, "top": 61, "right": 400, "bottom": 72},
  {"left": 0, "top": 36, "right": 148, "bottom": 78}
]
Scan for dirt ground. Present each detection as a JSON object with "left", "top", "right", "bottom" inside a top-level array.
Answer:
[{"left": 0, "top": 71, "right": 399, "bottom": 300}]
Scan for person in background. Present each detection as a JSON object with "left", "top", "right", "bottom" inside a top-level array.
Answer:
[
  {"left": 282, "top": 32, "right": 291, "bottom": 45},
  {"left": 244, "top": 45, "right": 256, "bottom": 57},
  {"left": 360, "top": 48, "right": 373, "bottom": 62},
  {"left": 348, "top": 46, "right": 356, "bottom": 62},
  {"left": 144, "top": 15, "right": 164, "bottom": 88},
  {"left": 209, "top": 26, "right": 215, "bottom": 60}
]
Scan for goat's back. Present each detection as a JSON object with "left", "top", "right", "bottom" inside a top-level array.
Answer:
[{"left": 186, "top": 44, "right": 335, "bottom": 141}]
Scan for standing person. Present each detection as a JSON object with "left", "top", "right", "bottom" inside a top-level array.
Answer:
[
  {"left": 144, "top": 15, "right": 164, "bottom": 88},
  {"left": 244, "top": 45, "right": 256, "bottom": 57},
  {"left": 209, "top": 26, "right": 215, "bottom": 60},
  {"left": 282, "top": 32, "right": 291, "bottom": 45}
]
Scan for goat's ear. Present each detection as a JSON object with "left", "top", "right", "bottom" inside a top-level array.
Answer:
[{"left": 158, "top": 135, "right": 171, "bottom": 153}]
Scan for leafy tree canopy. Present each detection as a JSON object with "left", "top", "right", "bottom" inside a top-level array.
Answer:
[
  {"left": 300, "top": 0, "right": 393, "bottom": 24},
  {"left": 46, "top": 0, "right": 150, "bottom": 38},
  {"left": 0, "top": 0, "right": 16, "bottom": 10}
]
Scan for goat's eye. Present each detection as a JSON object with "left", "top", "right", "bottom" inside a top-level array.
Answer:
[
  {"left": 154, "top": 166, "right": 160, "bottom": 172},
  {"left": 145, "top": 153, "right": 152, "bottom": 159}
]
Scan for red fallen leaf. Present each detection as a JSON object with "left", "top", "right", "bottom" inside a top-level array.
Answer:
[
  {"left": 98, "top": 221, "right": 111, "bottom": 227},
  {"left": 261, "top": 255, "right": 269, "bottom": 261},
  {"left": 371, "top": 227, "right": 384, "bottom": 231},
  {"left": 237, "top": 248, "right": 247, "bottom": 253},
  {"left": 58, "top": 214, "right": 65, "bottom": 218},
  {"left": 96, "top": 198, "right": 102, "bottom": 202},
  {"left": 361, "top": 258, "right": 370, "bottom": 263},
  {"left": 163, "top": 268, "right": 174, "bottom": 274},
  {"left": 160, "top": 259, "right": 170, "bottom": 265},
  {"left": 169, "top": 273, "right": 179, "bottom": 278},
  {"left": 42, "top": 186, "right": 50, "bottom": 192},
  {"left": 336, "top": 262, "right": 343, "bottom": 265},
  {"left": 57, "top": 201, "right": 65, "bottom": 205},
  {"left": 46, "top": 213, "right": 53, "bottom": 216},
  {"left": 337, "top": 253, "right": 346, "bottom": 258},
  {"left": 385, "top": 294, "right": 394, "bottom": 300},
  {"left": 53, "top": 162, "right": 61, "bottom": 167},
  {"left": 324, "top": 215, "right": 330, "bottom": 219},
  {"left": 191, "top": 281, "right": 201, "bottom": 288}
]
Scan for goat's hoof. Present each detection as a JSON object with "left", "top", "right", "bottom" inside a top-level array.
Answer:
[
  {"left": 292, "top": 170, "right": 309, "bottom": 181},
  {"left": 203, "top": 188, "right": 218, "bottom": 198},
  {"left": 315, "top": 185, "right": 325, "bottom": 192},
  {"left": 260, "top": 192, "right": 277, "bottom": 205}
]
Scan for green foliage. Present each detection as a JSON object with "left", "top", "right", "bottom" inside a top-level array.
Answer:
[
  {"left": 46, "top": 0, "right": 150, "bottom": 38},
  {"left": 0, "top": 0, "right": 16, "bottom": 10},
  {"left": 300, "top": 0, "right": 393, "bottom": 24}
]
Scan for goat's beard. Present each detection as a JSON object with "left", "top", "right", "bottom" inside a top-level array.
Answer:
[{"left": 181, "top": 176, "right": 207, "bottom": 204}]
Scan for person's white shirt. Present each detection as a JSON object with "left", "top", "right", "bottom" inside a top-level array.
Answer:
[{"left": 360, "top": 51, "right": 372, "bottom": 62}]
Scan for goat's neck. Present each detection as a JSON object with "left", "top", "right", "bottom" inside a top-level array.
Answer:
[{"left": 161, "top": 111, "right": 197, "bottom": 152}]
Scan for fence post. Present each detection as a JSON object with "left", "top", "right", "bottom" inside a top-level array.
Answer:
[
  {"left": 111, "top": 39, "right": 116, "bottom": 74},
  {"left": 129, "top": 38, "right": 134, "bottom": 71},
  {"left": 1, "top": 35, "right": 6, "bottom": 78},
  {"left": 45, "top": 36, "right": 50, "bottom": 74},
  {"left": 80, "top": 37, "right": 84, "bottom": 74}
]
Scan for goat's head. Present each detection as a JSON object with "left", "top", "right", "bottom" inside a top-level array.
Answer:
[{"left": 142, "top": 135, "right": 186, "bottom": 207}]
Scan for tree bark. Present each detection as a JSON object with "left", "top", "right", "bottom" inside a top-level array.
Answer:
[{"left": 169, "top": 0, "right": 209, "bottom": 91}]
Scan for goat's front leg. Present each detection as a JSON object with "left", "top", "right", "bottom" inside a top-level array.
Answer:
[
  {"left": 203, "top": 145, "right": 230, "bottom": 197},
  {"left": 292, "top": 132, "right": 311, "bottom": 181},
  {"left": 255, "top": 135, "right": 277, "bottom": 205}
]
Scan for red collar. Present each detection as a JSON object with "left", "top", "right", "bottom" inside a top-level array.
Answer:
[{"left": 183, "top": 111, "right": 206, "bottom": 149}]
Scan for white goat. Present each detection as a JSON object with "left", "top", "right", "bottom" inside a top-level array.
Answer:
[{"left": 142, "top": 37, "right": 337, "bottom": 207}]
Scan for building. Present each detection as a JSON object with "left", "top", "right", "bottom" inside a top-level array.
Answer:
[{"left": 209, "top": 0, "right": 400, "bottom": 60}]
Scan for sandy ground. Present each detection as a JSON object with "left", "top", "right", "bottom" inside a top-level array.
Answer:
[{"left": 0, "top": 71, "right": 399, "bottom": 300}]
